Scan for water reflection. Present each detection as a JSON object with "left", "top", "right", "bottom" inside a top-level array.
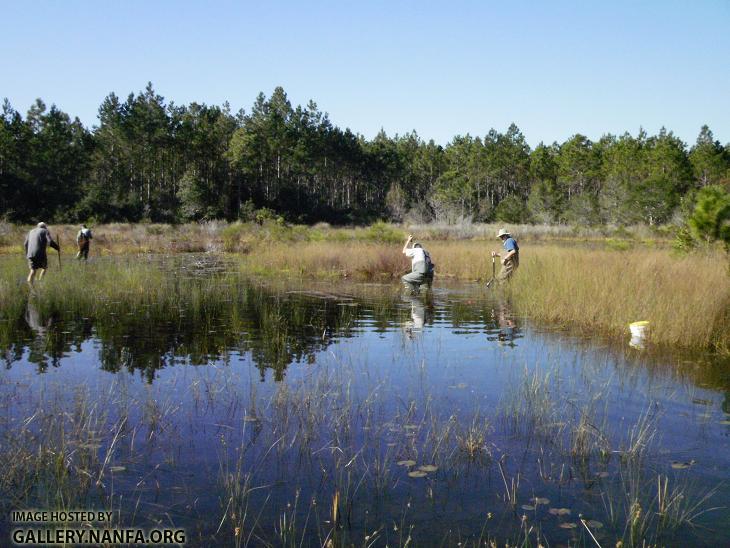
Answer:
[
  {"left": 495, "top": 297, "right": 517, "bottom": 346},
  {"left": 401, "top": 293, "right": 434, "bottom": 337},
  {"left": 0, "top": 279, "right": 727, "bottom": 393},
  {"left": 24, "top": 299, "right": 52, "bottom": 367}
]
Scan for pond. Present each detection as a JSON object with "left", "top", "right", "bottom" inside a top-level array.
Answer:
[{"left": 1, "top": 256, "right": 729, "bottom": 546}]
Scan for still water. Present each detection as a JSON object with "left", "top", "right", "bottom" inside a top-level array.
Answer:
[{"left": 1, "top": 257, "right": 729, "bottom": 546}]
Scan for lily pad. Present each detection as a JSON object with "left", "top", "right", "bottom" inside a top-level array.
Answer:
[
  {"left": 596, "top": 471, "right": 610, "bottom": 478},
  {"left": 418, "top": 465, "right": 439, "bottom": 473},
  {"left": 585, "top": 520, "right": 603, "bottom": 529},
  {"left": 109, "top": 466, "right": 126, "bottom": 473},
  {"left": 533, "top": 497, "right": 550, "bottom": 505},
  {"left": 397, "top": 460, "right": 416, "bottom": 467},
  {"left": 549, "top": 508, "right": 571, "bottom": 516},
  {"left": 243, "top": 415, "right": 260, "bottom": 422},
  {"left": 719, "top": 420, "right": 730, "bottom": 425},
  {"left": 671, "top": 460, "right": 695, "bottom": 469},
  {"left": 559, "top": 522, "right": 577, "bottom": 529},
  {"left": 408, "top": 470, "right": 427, "bottom": 478},
  {"left": 521, "top": 504, "right": 536, "bottom": 511}
]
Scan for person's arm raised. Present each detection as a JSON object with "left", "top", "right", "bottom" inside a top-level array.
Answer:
[{"left": 402, "top": 234, "right": 413, "bottom": 254}]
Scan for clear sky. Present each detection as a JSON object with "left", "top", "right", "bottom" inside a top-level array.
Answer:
[{"left": 2, "top": 0, "right": 728, "bottom": 147}]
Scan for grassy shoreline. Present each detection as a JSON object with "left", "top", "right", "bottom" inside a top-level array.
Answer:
[
  {"left": 0, "top": 220, "right": 680, "bottom": 256},
  {"left": 1, "top": 221, "right": 728, "bottom": 353}
]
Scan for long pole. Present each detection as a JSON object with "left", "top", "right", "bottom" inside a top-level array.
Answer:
[
  {"left": 486, "top": 255, "right": 496, "bottom": 288},
  {"left": 57, "top": 234, "right": 62, "bottom": 271}
]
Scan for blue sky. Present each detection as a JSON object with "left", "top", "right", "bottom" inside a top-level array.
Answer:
[{"left": 2, "top": 0, "right": 728, "bottom": 147}]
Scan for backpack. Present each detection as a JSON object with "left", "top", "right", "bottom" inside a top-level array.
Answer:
[{"left": 424, "top": 250, "right": 435, "bottom": 275}]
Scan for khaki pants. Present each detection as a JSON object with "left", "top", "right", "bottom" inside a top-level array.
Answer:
[
  {"left": 498, "top": 254, "right": 518, "bottom": 282},
  {"left": 402, "top": 261, "right": 432, "bottom": 292}
]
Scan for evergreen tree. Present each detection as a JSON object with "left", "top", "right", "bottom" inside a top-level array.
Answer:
[{"left": 689, "top": 125, "right": 729, "bottom": 188}]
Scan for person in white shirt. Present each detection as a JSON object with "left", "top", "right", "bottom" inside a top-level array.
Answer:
[
  {"left": 76, "top": 224, "right": 93, "bottom": 260},
  {"left": 401, "top": 234, "right": 434, "bottom": 293}
]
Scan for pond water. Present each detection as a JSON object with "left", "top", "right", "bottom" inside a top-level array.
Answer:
[{"left": 1, "top": 257, "right": 729, "bottom": 546}]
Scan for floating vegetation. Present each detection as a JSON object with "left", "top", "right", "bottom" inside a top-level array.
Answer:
[
  {"left": 418, "top": 465, "right": 438, "bottom": 473},
  {"left": 408, "top": 470, "right": 428, "bottom": 478},
  {"left": 671, "top": 460, "right": 696, "bottom": 469},
  {"left": 397, "top": 460, "right": 416, "bottom": 467},
  {"left": 549, "top": 508, "right": 572, "bottom": 516}
]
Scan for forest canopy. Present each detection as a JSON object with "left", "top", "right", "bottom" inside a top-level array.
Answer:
[{"left": 1, "top": 83, "right": 729, "bottom": 226}]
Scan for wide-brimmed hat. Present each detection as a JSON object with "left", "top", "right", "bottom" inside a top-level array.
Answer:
[{"left": 496, "top": 228, "right": 511, "bottom": 238}]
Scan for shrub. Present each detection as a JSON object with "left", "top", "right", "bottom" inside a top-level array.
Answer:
[
  {"left": 688, "top": 185, "right": 730, "bottom": 249},
  {"left": 494, "top": 195, "right": 529, "bottom": 224},
  {"left": 672, "top": 226, "right": 696, "bottom": 253},
  {"left": 364, "top": 221, "right": 404, "bottom": 243},
  {"left": 221, "top": 222, "right": 251, "bottom": 252},
  {"left": 605, "top": 238, "right": 631, "bottom": 251}
]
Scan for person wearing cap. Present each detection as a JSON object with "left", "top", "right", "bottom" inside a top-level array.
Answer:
[
  {"left": 24, "top": 222, "right": 60, "bottom": 285},
  {"left": 491, "top": 228, "right": 519, "bottom": 282},
  {"left": 76, "top": 224, "right": 93, "bottom": 260},
  {"left": 401, "top": 234, "right": 434, "bottom": 293}
]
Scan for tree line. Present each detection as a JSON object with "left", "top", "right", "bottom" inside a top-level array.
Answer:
[{"left": 1, "top": 83, "right": 729, "bottom": 226}]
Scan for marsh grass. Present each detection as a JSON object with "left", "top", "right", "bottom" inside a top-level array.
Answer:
[
  {"left": 238, "top": 241, "right": 729, "bottom": 352},
  {"left": 598, "top": 465, "right": 724, "bottom": 547},
  {"left": 3, "top": 221, "right": 727, "bottom": 352},
  {"left": 0, "top": 381, "right": 134, "bottom": 521},
  {"left": 511, "top": 245, "right": 730, "bottom": 352}
]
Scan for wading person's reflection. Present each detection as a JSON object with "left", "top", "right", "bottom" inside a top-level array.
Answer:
[
  {"left": 402, "top": 293, "right": 432, "bottom": 338},
  {"left": 25, "top": 299, "right": 52, "bottom": 367},
  {"left": 488, "top": 299, "right": 517, "bottom": 346}
]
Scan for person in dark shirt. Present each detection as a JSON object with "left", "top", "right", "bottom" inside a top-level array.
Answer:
[{"left": 24, "top": 222, "right": 59, "bottom": 285}]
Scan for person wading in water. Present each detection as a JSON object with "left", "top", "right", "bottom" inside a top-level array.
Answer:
[
  {"left": 24, "top": 222, "right": 60, "bottom": 285},
  {"left": 76, "top": 224, "right": 93, "bottom": 260},
  {"left": 401, "top": 234, "right": 435, "bottom": 293},
  {"left": 491, "top": 228, "right": 519, "bottom": 283}
]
